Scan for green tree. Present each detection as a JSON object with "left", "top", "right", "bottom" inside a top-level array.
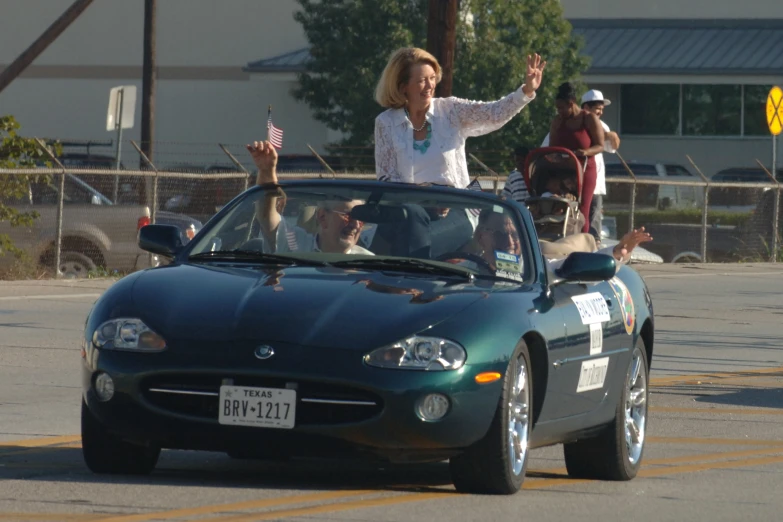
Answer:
[
  {"left": 292, "top": 0, "right": 589, "bottom": 171},
  {"left": 0, "top": 115, "right": 58, "bottom": 258}
]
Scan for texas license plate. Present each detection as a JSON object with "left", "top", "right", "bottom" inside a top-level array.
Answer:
[{"left": 218, "top": 385, "right": 296, "bottom": 429}]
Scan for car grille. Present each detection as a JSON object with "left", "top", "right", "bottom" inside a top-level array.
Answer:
[{"left": 141, "top": 374, "right": 384, "bottom": 425}]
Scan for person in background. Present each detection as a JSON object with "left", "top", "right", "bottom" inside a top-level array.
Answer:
[
  {"left": 374, "top": 47, "right": 546, "bottom": 188},
  {"left": 580, "top": 89, "right": 621, "bottom": 240},
  {"left": 501, "top": 145, "right": 530, "bottom": 202},
  {"left": 547, "top": 82, "right": 604, "bottom": 234},
  {"left": 542, "top": 88, "right": 620, "bottom": 241}
]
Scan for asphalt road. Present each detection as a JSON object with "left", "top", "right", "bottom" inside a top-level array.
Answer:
[{"left": 1, "top": 263, "right": 782, "bottom": 521}]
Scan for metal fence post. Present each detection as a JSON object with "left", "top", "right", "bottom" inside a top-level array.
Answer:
[
  {"left": 130, "top": 141, "right": 158, "bottom": 224},
  {"left": 686, "top": 155, "right": 711, "bottom": 264},
  {"left": 774, "top": 186, "right": 781, "bottom": 263},
  {"left": 615, "top": 152, "right": 637, "bottom": 232},
  {"left": 131, "top": 141, "right": 158, "bottom": 268},
  {"left": 701, "top": 186, "right": 709, "bottom": 263},
  {"left": 35, "top": 138, "right": 67, "bottom": 278},
  {"left": 219, "top": 143, "right": 250, "bottom": 191},
  {"left": 755, "top": 158, "right": 780, "bottom": 262}
]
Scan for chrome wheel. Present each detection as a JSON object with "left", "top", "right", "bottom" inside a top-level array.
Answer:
[
  {"left": 625, "top": 347, "right": 647, "bottom": 465},
  {"left": 508, "top": 355, "right": 530, "bottom": 476}
]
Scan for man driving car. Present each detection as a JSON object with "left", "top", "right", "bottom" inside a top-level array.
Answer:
[{"left": 246, "top": 140, "right": 372, "bottom": 255}]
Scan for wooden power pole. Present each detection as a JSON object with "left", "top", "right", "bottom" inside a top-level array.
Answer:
[
  {"left": 426, "top": 0, "right": 458, "bottom": 98},
  {"left": 0, "top": 0, "right": 94, "bottom": 94},
  {"left": 141, "top": 0, "right": 157, "bottom": 164}
]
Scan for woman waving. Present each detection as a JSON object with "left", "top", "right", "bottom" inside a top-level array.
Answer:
[{"left": 374, "top": 47, "right": 546, "bottom": 189}]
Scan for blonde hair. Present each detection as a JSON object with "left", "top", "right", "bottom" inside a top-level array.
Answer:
[{"left": 374, "top": 47, "right": 442, "bottom": 109}]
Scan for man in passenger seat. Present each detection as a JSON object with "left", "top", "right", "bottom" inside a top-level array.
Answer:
[
  {"left": 246, "top": 140, "right": 373, "bottom": 255},
  {"left": 467, "top": 207, "right": 652, "bottom": 275}
]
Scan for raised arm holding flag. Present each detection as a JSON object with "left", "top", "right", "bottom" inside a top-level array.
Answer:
[{"left": 266, "top": 105, "right": 284, "bottom": 149}]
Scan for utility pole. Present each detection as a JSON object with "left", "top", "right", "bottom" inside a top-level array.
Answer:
[
  {"left": 141, "top": 0, "right": 157, "bottom": 164},
  {"left": 0, "top": 0, "right": 94, "bottom": 94},
  {"left": 140, "top": 0, "right": 157, "bottom": 203},
  {"left": 426, "top": 0, "right": 458, "bottom": 98}
]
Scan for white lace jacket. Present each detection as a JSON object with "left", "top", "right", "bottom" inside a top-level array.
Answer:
[{"left": 374, "top": 88, "right": 536, "bottom": 189}]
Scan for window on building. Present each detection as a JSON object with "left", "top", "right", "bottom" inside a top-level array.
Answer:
[
  {"left": 620, "top": 83, "right": 774, "bottom": 137},
  {"left": 744, "top": 85, "right": 774, "bottom": 136},
  {"left": 682, "top": 85, "right": 741, "bottom": 136},
  {"left": 620, "top": 85, "right": 679, "bottom": 135}
]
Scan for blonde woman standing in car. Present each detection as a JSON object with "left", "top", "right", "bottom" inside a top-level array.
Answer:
[{"left": 373, "top": 47, "right": 546, "bottom": 189}]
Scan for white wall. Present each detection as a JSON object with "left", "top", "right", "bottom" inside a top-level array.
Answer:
[
  {"left": 560, "top": 0, "right": 783, "bottom": 18},
  {"left": 0, "top": 0, "right": 327, "bottom": 162},
  {"left": 0, "top": 0, "right": 307, "bottom": 67}
]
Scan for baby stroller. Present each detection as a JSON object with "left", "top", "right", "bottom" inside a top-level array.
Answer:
[{"left": 522, "top": 147, "right": 586, "bottom": 241}]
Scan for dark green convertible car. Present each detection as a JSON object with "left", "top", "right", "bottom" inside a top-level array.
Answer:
[{"left": 80, "top": 179, "right": 654, "bottom": 494}]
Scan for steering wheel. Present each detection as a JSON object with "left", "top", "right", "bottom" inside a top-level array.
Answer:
[{"left": 434, "top": 251, "right": 495, "bottom": 275}]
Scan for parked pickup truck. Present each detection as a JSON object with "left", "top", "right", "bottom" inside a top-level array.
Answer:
[{"left": 0, "top": 173, "right": 202, "bottom": 277}]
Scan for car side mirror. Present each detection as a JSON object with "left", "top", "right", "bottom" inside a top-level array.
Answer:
[
  {"left": 91, "top": 195, "right": 102, "bottom": 206},
  {"left": 138, "top": 224, "right": 183, "bottom": 258},
  {"left": 555, "top": 252, "right": 616, "bottom": 282}
]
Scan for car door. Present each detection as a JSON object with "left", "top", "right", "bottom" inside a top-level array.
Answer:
[{"left": 549, "top": 278, "right": 625, "bottom": 418}]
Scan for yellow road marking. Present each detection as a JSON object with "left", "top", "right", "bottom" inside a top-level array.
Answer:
[
  {"left": 650, "top": 366, "right": 783, "bottom": 386},
  {"left": 0, "top": 441, "right": 82, "bottom": 458},
  {"left": 0, "top": 435, "right": 80, "bottom": 449},
  {"left": 0, "top": 513, "right": 102, "bottom": 522},
  {"left": 650, "top": 406, "right": 783, "bottom": 416},
  {"left": 5, "top": 444, "right": 783, "bottom": 522},
  {"left": 647, "top": 436, "right": 783, "bottom": 446},
  {"left": 639, "top": 453, "right": 783, "bottom": 477},
  {"left": 196, "top": 451, "right": 783, "bottom": 521},
  {"left": 647, "top": 446, "right": 783, "bottom": 465},
  {"left": 195, "top": 493, "right": 452, "bottom": 522},
  {"left": 92, "top": 490, "right": 376, "bottom": 522}
]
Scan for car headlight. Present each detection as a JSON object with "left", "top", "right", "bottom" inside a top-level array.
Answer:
[
  {"left": 364, "top": 336, "right": 466, "bottom": 371},
  {"left": 92, "top": 318, "right": 167, "bottom": 352}
]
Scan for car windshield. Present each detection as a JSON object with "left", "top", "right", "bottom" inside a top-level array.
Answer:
[{"left": 187, "top": 182, "right": 531, "bottom": 282}]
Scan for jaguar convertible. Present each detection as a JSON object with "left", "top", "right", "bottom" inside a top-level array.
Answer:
[{"left": 80, "top": 179, "right": 654, "bottom": 495}]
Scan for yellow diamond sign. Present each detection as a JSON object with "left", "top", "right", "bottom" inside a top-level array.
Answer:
[{"left": 768, "top": 86, "right": 783, "bottom": 136}]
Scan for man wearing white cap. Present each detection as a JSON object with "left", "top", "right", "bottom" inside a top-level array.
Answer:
[
  {"left": 540, "top": 88, "right": 620, "bottom": 241},
  {"left": 580, "top": 89, "right": 621, "bottom": 238}
]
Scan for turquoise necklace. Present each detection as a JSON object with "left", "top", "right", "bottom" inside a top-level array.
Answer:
[{"left": 405, "top": 108, "right": 432, "bottom": 154}]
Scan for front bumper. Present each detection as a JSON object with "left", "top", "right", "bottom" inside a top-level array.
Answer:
[{"left": 82, "top": 341, "right": 505, "bottom": 462}]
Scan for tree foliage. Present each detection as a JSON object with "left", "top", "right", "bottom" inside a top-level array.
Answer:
[
  {"left": 0, "top": 115, "right": 58, "bottom": 257},
  {"left": 292, "top": 0, "right": 590, "bottom": 170}
]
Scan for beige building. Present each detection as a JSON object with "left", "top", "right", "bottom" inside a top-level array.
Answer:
[
  {"left": 0, "top": 0, "right": 337, "bottom": 169},
  {"left": 1, "top": 0, "right": 782, "bottom": 176},
  {"left": 561, "top": 0, "right": 783, "bottom": 177}
]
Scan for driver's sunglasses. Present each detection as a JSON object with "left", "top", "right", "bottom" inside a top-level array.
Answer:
[
  {"left": 481, "top": 226, "right": 520, "bottom": 244},
  {"left": 328, "top": 209, "right": 364, "bottom": 226}
]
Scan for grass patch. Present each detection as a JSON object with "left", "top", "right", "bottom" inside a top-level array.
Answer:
[{"left": 0, "top": 253, "right": 54, "bottom": 280}]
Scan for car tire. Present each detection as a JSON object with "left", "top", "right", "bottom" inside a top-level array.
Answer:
[
  {"left": 449, "top": 341, "right": 532, "bottom": 494},
  {"left": 81, "top": 400, "right": 160, "bottom": 475},
  {"left": 59, "top": 251, "right": 97, "bottom": 279},
  {"left": 563, "top": 337, "right": 649, "bottom": 480}
]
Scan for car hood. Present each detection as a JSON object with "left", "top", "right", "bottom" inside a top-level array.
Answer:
[{"left": 130, "top": 262, "right": 502, "bottom": 349}]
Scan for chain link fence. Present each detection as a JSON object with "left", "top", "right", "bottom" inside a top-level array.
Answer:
[{"left": 0, "top": 142, "right": 780, "bottom": 279}]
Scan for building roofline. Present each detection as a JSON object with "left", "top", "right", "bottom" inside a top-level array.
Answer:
[{"left": 570, "top": 18, "right": 783, "bottom": 29}]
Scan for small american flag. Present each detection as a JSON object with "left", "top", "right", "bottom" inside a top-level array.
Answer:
[{"left": 267, "top": 107, "right": 284, "bottom": 149}]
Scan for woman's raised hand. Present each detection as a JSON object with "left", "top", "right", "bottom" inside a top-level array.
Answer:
[{"left": 522, "top": 54, "right": 547, "bottom": 97}]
